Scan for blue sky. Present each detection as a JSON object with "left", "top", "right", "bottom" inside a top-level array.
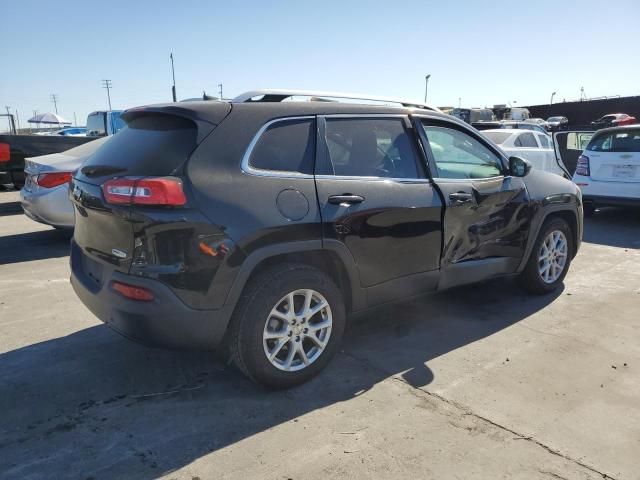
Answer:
[{"left": 2, "top": 0, "right": 639, "bottom": 128}]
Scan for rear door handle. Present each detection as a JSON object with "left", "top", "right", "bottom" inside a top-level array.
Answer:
[
  {"left": 449, "top": 192, "right": 474, "bottom": 204},
  {"left": 328, "top": 194, "right": 365, "bottom": 205}
]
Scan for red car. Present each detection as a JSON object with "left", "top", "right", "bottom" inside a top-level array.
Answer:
[{"left": 591, "top": 113, "right": 637, "bottom": 128}]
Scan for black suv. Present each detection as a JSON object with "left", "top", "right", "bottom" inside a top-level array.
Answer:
[{"left": 70, "top": 90, "right": 583, "bottom": 388}]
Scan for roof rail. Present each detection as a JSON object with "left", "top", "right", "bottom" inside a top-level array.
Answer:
[{"left": 232, "top": 89, "right": 442, "bottom": 113}]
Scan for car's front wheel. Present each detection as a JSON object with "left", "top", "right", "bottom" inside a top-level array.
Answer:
[
  {"left": 228, "top": 263, "right": 345, "bottom": 389},
  {"left": 518, "top": 217, "right": 573, "bottom": 294}
]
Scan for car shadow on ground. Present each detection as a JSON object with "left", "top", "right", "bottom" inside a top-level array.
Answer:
[
  {"left": 583, "top": 207, "right": 640, "bottom": 249},
  {"left": 0, "top": 278, "right": 561, "bottom": 479},
  {"left": 0, "top": 228, "right": 71, "bottom": 265}
]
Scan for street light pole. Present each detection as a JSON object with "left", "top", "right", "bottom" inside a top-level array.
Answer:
[
  {"left": 170, "top": 53, "right": 177, "bottom": 102},
  {"left": 550, "top": 91, "right": 556, "bottom": 105},
  {"left": 424, "top": 74, "right": 431, "bottom": 103}
]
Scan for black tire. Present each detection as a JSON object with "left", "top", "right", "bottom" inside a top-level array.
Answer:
[
  {"left": 228, "top": 263, "right": 346, "bottom": 389},
  {"left": 583, "top": 203, "right": 596, "bottom": 217},
  {"left": 518, "top": 217, "right": 573, "bottom": 295}
]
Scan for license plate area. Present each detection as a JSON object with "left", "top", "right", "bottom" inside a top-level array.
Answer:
[
  {"left": 82, "top": 252, "right": 104, "bottom": 288},
  {"left": 612, "top": 165, "right": 636, "bottom": 178}
]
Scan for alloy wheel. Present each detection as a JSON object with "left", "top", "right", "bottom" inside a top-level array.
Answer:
[
  {"left": 538, "top": 230, "right": 568, "bottom": 284},
  {"left": 262, "top": 289, "right": 333, "bottom": 372}
]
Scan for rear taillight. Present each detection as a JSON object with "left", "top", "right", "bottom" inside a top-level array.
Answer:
[
  {"left": 102, "top": 177, "right": 186, "bottom": 206},
  {"left": 35, "top": 172, "right": 73, "bottom": 188},
  {"left": 0, "top": 143, "right": 9, "bottom": 163},
  {"left": 112, "top": 281, "right": 154, "bottom": 301},
  {"left": 575, "top": 155, "right": 590, "bottom": 176}
]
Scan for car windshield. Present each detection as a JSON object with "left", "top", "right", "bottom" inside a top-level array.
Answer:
[
  {"left": 482, "top": 131, "right": 512, "bottom": 144},
  {"left": 548, "top": 117, "right": 563, "bottom": 122},
  {"left": 587, "top": 129, "right": 640, "bottom": 152}
]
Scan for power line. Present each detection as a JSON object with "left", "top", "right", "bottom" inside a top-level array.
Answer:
[
  {"left": 102, "top": 79, "right": 113, "bottom": 110},
  {"left": 50, "top": 94, "right": 59, "bottom": 114}
]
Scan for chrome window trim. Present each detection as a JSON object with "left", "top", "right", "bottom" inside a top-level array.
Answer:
[
  {"left": 315, "top": 174, "right": 432, "bottom": 183},
  {"left": 322, "top": 113, "right": 408, "bottom": 119},
  {"left": 241, "top": 116, "right": 316, "bottom": 179},
  {"left": 430, "top": 175, "right": 506, "bottom": 182}
]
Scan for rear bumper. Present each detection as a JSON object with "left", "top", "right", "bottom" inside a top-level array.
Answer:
[
  {"left": 70, "top": 240, "right": 229, "bottom": 350},
  {"left": 20, "top": 184, "right": 75, "bottom": 228}
]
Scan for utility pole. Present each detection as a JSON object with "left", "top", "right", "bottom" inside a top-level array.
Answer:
[
  {"left": 170, "top": 53, "right": 177, "bottom": 102},
  {"left": 550, "top": 91, "right": 556, "bottom": 105},
  {"left": 424, "top": 74, "right": 431, "bottom": 103},
  {"left": 15, "top": 110, "right": 21, "bottom": 132},
  {"left": 5, "top": 106, "right": 16, "bottom": 134},
  {"left": 102, "top": 80, "right": 113, "bottom": 110},
  {"left": 33, "top": 110, "right": 38, "bottom": 131},
  {"left": 50, "top": 94, "right": 59, "bottom": 114},
  {"left": 218, "top": 83, "right": 223, "bottom": 100},
  {"left": 74, "top": 112, "right": 77, "bottom": 126}
]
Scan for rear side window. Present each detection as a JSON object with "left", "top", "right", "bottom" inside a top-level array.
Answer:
[
  {"left": 515, "top": 132, "right": 538, "bottom": 148},
  {"left": 78, "top": 114, "right": 197, "bottom": 182},
  {"left": 587, "top": 129, "right": 640, "bottom": 152},
  {"left": 323, "top": 118, "right": 421, "bottom": 178},
  {"left": 248, "top": 118, "right": 315, "bottom": 174}
]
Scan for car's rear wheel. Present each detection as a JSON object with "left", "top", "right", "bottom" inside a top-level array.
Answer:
[
  {"left": 518, "top": 217, "right": 573, "bottom": 294},
  {"left": 228, "top": 263, "right": 345, "bottom": 389}
]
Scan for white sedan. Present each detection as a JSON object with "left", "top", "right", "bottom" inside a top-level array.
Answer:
[{"left": 483, "top": 129, "right": 568, "bottom": 177}]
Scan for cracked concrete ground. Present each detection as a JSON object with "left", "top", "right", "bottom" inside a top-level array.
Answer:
[{"left": 1, "top": 189, "right": 638, "bottom": 480}]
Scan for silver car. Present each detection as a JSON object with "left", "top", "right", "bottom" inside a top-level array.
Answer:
[{"left": 20, "top": 137, "right": 109, "bottom": 228}]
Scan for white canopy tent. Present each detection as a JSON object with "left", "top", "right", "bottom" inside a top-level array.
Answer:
[{"left": 28, "top": 112, "right": 71, "bottom": 125}]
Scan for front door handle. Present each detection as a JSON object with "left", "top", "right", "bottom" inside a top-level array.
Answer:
[
  {"left": 328, "top": 194, "right": 365, "bottom": 205},
  {"left": 449, "top": 192, "right": 473, "bottom": 204}
]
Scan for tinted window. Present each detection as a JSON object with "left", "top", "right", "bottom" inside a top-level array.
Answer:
[
  {"left": 517, "top": 132, "right": 538, "bottom": 148},
  {"left": 324, "top": 118, "right": 420, "bottom": 178},
  {"left": 422, "top": 124, "right": 503, "bottom": 179},
  {"left": 77, "top": 114, "right": 197, "bottom": 183},
  {"left": 249, "top": 119, "right": 315, "bottom": 174},
  {"left": 537, "top": 134, "right": 551, "bottom": 148},
  {"left": 587, "top": 129, "right": 640, "bottom": 152}
]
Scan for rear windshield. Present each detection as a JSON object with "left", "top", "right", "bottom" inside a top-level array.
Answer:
[
  {"left": 587, "top": 129, "right": 640, "bottom": 152},
  {"left": 483, "top": 131, "right": 512, "bottom": 144},
  {"left": 77, "top": 114, "right": 197, "bottom": 183},
  {"left": 86, "top": 113, "right": 106, "bottom": 137}
]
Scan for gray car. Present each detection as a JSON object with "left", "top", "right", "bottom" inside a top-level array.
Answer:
[{"left": 20, "top": 137, "right": 109, "bottom": 228}]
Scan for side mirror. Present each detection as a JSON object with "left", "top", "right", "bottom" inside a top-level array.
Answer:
[{"left": 509, "top": 156, "right": 532, "bottom": 177}]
